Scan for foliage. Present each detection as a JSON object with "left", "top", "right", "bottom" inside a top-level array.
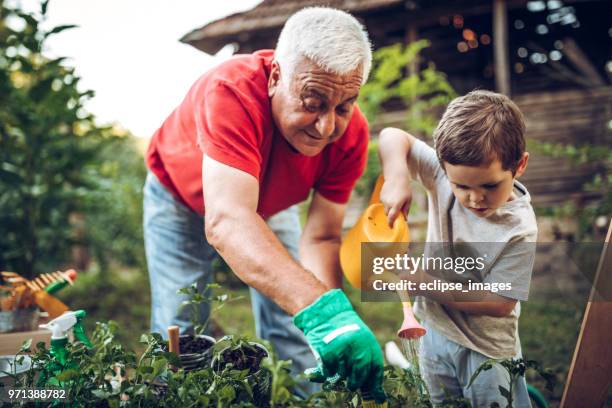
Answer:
[
  {"left": 3, "top": 328, "right": 448, "bottom": 407},
  {"left": 354, "top": 140, "right": 381, "bottom": 198},
  {"left": 82, "top": 133, "right": 147, "bottom": 273},
  {"left": 0, "top": 1, "right": 147, "bottom": 278},
  {"left": 178, "top": 282, "right": 243, "bottom": 336},
  {"left": 1, "top": 282, "right": 555, "bottom": 407},
  {"left": 530, "top": 139, "right": 611, "bottom": 240},
  {"left": 0, "top": 0, "right": 99, "bottom": 276},
  {"left": 354, "top": 40, "right": 455, "bottom": 202},
  {"left": 358, "top": 40, "right": 456, "bottom": 137},
  {"left": 468, "top": 358, "right": 555, "bottom": 408}
]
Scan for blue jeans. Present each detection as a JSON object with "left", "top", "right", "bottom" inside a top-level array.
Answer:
[
  {"left": 419, "top": 323, "right": 532, "bottom": 407},
  {"left": 143, "top": 172, "right": 318, "bottom": 395}
]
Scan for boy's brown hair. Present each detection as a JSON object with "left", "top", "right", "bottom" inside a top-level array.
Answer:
[{"left": 433, "top": 90, "right": 526, "bottom": 174}]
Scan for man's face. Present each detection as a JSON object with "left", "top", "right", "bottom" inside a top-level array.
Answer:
[
  {"left": 443, "top": 154, "right": 528, "bottom": 218},
  {"left": 268, "top": 58, "right": 362, "bottom": 156}
]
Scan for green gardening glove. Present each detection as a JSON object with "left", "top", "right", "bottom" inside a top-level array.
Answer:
[{"left": 293, "top": 289, "right": 386, "bottom": 403}]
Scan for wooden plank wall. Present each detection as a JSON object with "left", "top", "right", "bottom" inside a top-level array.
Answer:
[
  {"left": 371, "top": 86, "right": 612, "bottom": 208},
  {"left": 515, "top": 86, "right": 612, "bottom": 206}
]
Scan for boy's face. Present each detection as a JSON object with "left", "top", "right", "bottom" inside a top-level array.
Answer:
[{"left": 443, "top": 153, "right": 528, "bottom": 218}]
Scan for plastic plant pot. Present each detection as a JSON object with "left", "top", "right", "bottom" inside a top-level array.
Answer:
[
  {"left": 0, "top": 311, "right": 15, "bottom": 333},
  {"left": 177, "top": 334, "right": 216, "bottom": 372},
  {"left": 0, "top": 355, "right": 32, "bottom": 386},
  {"left": 211, "top": 339, "right": 271, "bottom": 405},
  {"left": 14, "top": 307, "right": 40, "bottom": 332},
  {"left": 211, "top": 340, "right": 269, "bottom": 375}
]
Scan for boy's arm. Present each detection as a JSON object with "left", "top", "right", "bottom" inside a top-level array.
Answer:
[
  {"left": 413, "top": 273, "right": 517, "bottom": 317},
  {"left": 445, "top": 299, "right": 517, "bottom": 317},
  {"left": 378, "top": 128, "right": 416, "bottom": 226},
  {"left": 408, "top": 238, "right": 535, "bottom": 317}
]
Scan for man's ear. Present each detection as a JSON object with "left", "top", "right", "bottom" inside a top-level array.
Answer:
[
  {"left": 268, "top": 60, "right": 281, "bottom": 97},
  {"left": 514, "top": 152, "right": 529, "bottom": 178}
]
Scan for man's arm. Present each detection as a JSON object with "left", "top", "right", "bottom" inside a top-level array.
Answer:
[
  {"left": 300, "top": 192, "right": 346, "bottom": 289},
  {"left": 202, "top": 155, "right": 327, "bottom": 315}
]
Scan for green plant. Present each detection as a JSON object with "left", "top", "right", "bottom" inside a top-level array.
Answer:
[
  {"left": 354, "top": 40, "right": 456, "bottom": 201},
  {"left": 468, "top": 358, "right": 556, "bottom": 408},
  {"left": 83, "top": 133, "right": 147, "bottom": 274},
  {"left": 0, "top": 1, "right": 147, "bottom": 278},
  {"left": 358, "top": 40, "right": 457, "bottom": 137},
  {"left": 178, "top": 282, "right": 243, "bottom": 336},
  {"left": 2, "top": 286, "right": 555, "bottom": 407}
]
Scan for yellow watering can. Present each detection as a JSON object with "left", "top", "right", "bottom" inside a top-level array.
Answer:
[
  {"left": 340, "top": 175, "right": 426, "bottom": 340},
  {"left": 340, "top": 175, "right": 409, "bottom": 289}
]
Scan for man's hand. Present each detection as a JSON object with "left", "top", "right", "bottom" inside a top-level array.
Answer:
[{"left": 293, "top": 289, "right": 386, "bottom": 403}]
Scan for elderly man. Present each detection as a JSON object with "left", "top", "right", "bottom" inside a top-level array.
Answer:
[{"left": 144, "top": 7, "right": 384, "bottom": 401}]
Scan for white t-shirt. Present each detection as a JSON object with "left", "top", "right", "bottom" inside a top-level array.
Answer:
[{"left": 409, "top": 139, "right": 538, "bottom": 359}]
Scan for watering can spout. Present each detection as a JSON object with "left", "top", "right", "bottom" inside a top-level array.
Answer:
[{"left": 398, "top": 302, "right": 426, "bottom": 339}]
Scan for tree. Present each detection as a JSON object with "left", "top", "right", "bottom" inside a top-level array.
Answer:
[
  {"left": 0, "top": 1, "right": 146, "bottom": 277},
  {"left": 355, "top": 40, "right": 456, "bottom": 196}
]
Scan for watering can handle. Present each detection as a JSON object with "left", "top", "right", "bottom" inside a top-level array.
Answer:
[
  {"left": 369, "top": 175, "right": 407, "bottom": 221},
  {"left": 368, "top": 175, "right": 385, "bottom": 206}
]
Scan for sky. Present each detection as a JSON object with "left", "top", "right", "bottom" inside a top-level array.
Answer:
[{"left": 14, "top": 0, "right": 261, "bottom": 137}]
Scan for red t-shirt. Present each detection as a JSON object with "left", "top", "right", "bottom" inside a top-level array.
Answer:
[{"left": 146, "top": 50, "right": 369, "bottom": 219}]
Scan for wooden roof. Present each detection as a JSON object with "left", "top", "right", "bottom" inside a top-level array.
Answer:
[{"left": 180, "top": 0, "right": 405, "bottom": 54}]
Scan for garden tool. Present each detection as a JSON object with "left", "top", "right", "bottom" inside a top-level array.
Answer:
[
  {"left": 339, "top": 175, "right": 425, "bottom": 338},
  {"left": 1, "top": 269, "right": 77, "bottom": 293},
  {"left": 168, "top": 325, "right": 180, "bottom": 371},
  {"left": 339, "top": 175, "right": 426, "bottom": 379},
  {"left": 25, "top": 281, "right": 70, "bottom": 319},
  {"left": 1, "top": 271, "right": 74, "bottom": 318}
]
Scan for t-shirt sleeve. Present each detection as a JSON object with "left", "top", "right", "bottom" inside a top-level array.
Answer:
[
  {"left": 195, "top": 82, "right": 262, "bottom": 180},
  {"left": 314, "top": 113, "right": 369, "bottom": 204},
  {"left": 408, "top": 138, "right": 445, "bottom": 192},
  {"left": 483, "top": 236, "right": 537, "bottom": 301}
]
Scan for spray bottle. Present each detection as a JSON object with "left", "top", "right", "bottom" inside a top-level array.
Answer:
[{"left": 37, "top": 310, "right": 92, "bottom": 388}]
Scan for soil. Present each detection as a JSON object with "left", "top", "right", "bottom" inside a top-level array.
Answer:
[
  {"left": 216, "top": 344, "right": 268, "bottom": 374},
  {"left": 178, "top": 335, "right": 214, "bottom": 354}
]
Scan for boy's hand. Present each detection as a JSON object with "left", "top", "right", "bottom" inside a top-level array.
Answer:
[{"left": 380, "top": 173, "right": 412, "bottom": 226}]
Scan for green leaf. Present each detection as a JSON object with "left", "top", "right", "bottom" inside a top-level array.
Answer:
[
  {"left": 20, "top": 338, "right": 32, "bottom": 352},
  {"left": 498, "top": 385, "right": 510, "bottom": 400},
  {"left": 46, "top": 24, "right": 78, "bottom": 36},
  {"left": 41, "top": 0, "right": 50, "bottom": 15},
  {"left": 55, "top": 369, "right": 79, "bottom": 381},
  {"left": 467, "top": 359, "right": 496, "bottom": 388},
  {"left": 92, "top": 389, "right": 112, "bottom": 399}
]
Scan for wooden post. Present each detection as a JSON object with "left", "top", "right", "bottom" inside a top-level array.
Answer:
[
  {"left": 561, "top": 221, "right": 612, "bottom": 407},
  {"left": 493, "top": 0, "right": 511, "bottom": 95},
  {"left": 406, "top": 26, "right": 419, "bottom": 78}
]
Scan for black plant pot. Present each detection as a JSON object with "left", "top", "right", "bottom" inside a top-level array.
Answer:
[
  {"left": 211, "top": 341, "right": 271, "bottom": 406},
  {"left": 211, "top": 341, "right": 268, "bottom": 374},
  {"left": 178, "top": 334, "right": 216, "bottom": 372}
]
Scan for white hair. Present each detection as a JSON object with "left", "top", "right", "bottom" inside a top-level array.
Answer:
[{"left": 275, "top": 7, "right": 372, "bottom": 84}]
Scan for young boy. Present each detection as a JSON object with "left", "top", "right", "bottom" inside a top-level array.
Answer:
[{"left": 378, "top": 90, "right": 537, "bottom": 407}]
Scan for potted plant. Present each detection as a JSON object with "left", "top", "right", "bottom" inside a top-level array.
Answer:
[{"left": 170, "top": 283, "right": 241, "bottom": 371}]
